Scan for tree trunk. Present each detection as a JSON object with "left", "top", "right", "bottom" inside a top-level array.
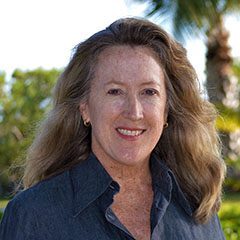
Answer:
[
  {"left": 206, "top": 19, "right": 232, "bottom": 106},
  {"left": 206, "top": 19, "right": 240, "bottom": 190}
]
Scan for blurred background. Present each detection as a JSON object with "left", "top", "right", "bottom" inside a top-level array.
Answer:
[{"left": 0, "top": 0, "right": 240, "bottom": 238}]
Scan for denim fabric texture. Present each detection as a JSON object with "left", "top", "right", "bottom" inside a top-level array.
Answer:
[{"left": 0, "top": 153, "right": 225, "bottom": 240}]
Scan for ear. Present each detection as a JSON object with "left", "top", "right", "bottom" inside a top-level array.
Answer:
[
  {"left": 164, "top": 114, "right": 168, "bottom": 124},
  {"left": 79, "top": 102, "right": 90, "bottom": 122},
  {"left": 164, "top": 105, "right": 169, "bottom": 123}
]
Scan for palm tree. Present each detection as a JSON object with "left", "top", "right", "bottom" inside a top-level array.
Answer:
[
  {"left": 137, "top": 0, "right": 240, "bottom": 108},
  {"left": 136, "top": 0, "right": 240, "bottom": 159}
]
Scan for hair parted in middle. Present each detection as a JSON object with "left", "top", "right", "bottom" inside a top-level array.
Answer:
[{"left": 23, "top": 17, "right": 226, "bottom": 224}]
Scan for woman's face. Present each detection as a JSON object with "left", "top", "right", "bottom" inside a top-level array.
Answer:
[{"left": 80, "top": 45, "right": 167, "bottom": 167}]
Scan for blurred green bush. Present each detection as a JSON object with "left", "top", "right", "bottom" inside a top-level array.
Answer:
[
  {"left": 0, "top": 68, "right": 61, "bottom": 196},
  {"left": 219, "top": 194, "right": 240, "bottom": 239}
]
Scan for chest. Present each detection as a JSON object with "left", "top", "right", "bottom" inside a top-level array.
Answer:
[
  {"left": 29, "top": 199, "right": 222, "bottom": 240},
  {"left": 111, "top": 188, "right": 153, "bottom": 240}
]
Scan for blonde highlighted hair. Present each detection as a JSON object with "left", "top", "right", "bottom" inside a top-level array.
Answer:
[{"left": 23, "top": 18, "right": 226, "bottom": 223}]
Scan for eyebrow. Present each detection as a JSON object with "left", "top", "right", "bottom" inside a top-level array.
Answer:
[
  {"left": 104, "top": 80, "right": 162, "bottom": 87},
  {"left": 139, "top": 81, "right": 161, "bottom": 87},
  {"left": 104, "top": 80, "right": 125, "bottom": 87}
]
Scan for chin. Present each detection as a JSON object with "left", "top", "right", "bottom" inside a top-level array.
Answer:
[{"left": 115, "top": 152, "right": 149, "bottom": 166}]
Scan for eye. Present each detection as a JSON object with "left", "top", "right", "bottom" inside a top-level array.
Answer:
[
  {"left": 142, "top": 88, "right": 158, "bottom": 96},
  {"left": 107, "top": 89, "right": 123, "bottom": 95}
]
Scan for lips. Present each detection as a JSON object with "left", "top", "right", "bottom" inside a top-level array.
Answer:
[{"left": 116, "top": 128, "right": 144, "bottom": 136}]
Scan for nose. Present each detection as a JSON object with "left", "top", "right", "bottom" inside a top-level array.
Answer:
[{"left": 123, "top": 95, "right": 144, "bottom": 121}]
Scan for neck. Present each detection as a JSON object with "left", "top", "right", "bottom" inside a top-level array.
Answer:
[{"left": 95, "top": 154, "right": 152, "bottom": 189}]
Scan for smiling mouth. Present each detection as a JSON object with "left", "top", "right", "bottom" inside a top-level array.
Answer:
[{"left": 116, "top": 128, "right": 144, "bottom": 136}]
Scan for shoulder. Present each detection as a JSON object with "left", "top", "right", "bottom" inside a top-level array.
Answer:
[
  {"left": 205, "top": 214, "right": 225, "bottom": 239},
  {"left": 0, "top": 170, "right": 73, "bottom": 240},
  {"left": 14, "top": 170, "right": 72, "bottom": 209},
  {"left": 163, "top": 197, "right": 225, "bottom": 239}
]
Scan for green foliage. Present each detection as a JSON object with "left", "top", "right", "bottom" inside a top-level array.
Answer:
[
  {"left": 225, "top": 177, "right": 240, "bottom": 192},
  {"left": 215, "top": 103, "right": 240, "bottom": 132},
  {"left": 0, "top": 199, "right": 8, "bottom": 209},
  {"left": 215, "top": 59, "right": 240, "bottom": 193},
  {"left": 138, "top": 0, "right": 240, "bottom": 40},
  {"left": 233, "top": 60, "right": 240, "bottom": 83},
  {"left": 219, "top": 194, "right": 240, "bottom": 239},
  {"left": 221, "top": 212, "right": 240, "bottom": 239},
  {"left": 0, "top": 68, "right": 61, "bottom": 195}
]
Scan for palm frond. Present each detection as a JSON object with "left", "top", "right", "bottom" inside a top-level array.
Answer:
[{"left": 137, "top": 0, "right": 240, "bottom": 41}]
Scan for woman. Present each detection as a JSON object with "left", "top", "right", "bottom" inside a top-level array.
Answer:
[{"left": 0, "top": 18, "right": 226, "bottom": 240}]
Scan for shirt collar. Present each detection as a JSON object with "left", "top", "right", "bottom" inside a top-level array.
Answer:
[
  {"left": 70, "top": 152, "right": 193, "bottom": 217},
  {"left": 70, "top": 152, "right": 116, "bottom": 217},
  {"left": 150, "top": 153, "right": 193, "bottom": 216}
]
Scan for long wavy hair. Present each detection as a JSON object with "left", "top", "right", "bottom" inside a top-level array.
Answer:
[{"left": 23, "top": 18, "right": 225, "bottom": 223}]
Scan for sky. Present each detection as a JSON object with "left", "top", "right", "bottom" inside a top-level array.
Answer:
[{"left": 0, "top": 0, "right": 240, "bottom": 85}]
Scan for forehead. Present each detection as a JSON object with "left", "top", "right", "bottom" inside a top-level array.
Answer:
[
  {"left": 93, "top": 45, "right": 164, "bottom": 84},
  {"left": 96, "top": 45, "right": 161, "bottom": 67}
]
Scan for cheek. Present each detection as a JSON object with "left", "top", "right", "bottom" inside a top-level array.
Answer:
[
  {"left": 89, "top": 99, "right": 124, "bottom": 123},
  {"left": 152, "top": 106, "right": 166, "bottom": 136},
  {"left": 150, "top": 109, "right": 166, "bottom": 137},
  {"left": 144, "top": 101, "right": 166, "bottom": 119},
  {"left": 108, "top": 99, "right": 124, "bottom": 111}
]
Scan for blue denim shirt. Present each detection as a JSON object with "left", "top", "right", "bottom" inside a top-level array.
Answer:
[{"left": 0, "top": 153, "right": 225, "bottom": 240}]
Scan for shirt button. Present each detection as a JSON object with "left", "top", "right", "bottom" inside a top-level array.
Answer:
[
  {"left": 109, "top": 184, "right": 115, "bottom": 190},
  {"left": 107, "top": 212, "right": 116, "bottom": 222}
]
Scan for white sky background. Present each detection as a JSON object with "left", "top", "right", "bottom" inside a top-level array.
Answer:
[{"left": 0, "top": 0, "right": 240, "bottom": 85}]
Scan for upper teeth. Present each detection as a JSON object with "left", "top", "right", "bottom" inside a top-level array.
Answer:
[{"left": 117, "top": 128, "right": 143, "bottom": 136}]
